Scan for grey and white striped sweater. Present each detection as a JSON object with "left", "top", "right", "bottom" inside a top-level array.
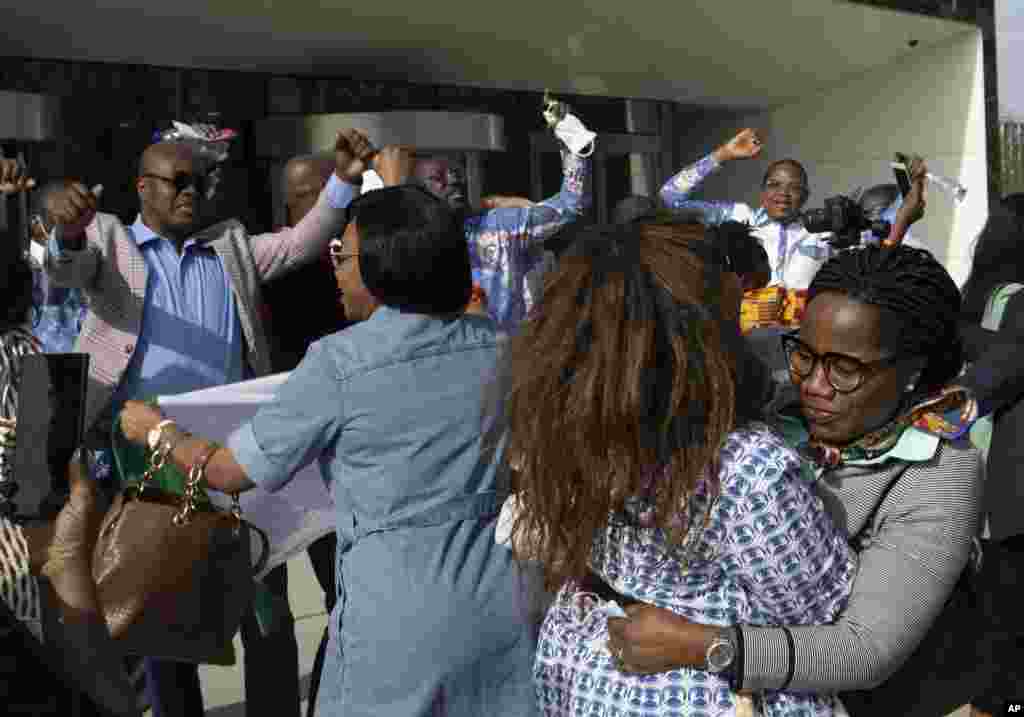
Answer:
[{"left": 742, "top": 433, "right": 983, "bottom": 692}]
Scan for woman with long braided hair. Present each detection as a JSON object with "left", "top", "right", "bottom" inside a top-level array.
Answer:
[
  {"left": 605, "top": 243, "right": 986, "bottom": 716},
  {"left": 506, "top": 219, "right": 859, "bottom": 716}
]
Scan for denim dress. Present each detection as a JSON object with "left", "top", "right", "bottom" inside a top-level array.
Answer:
[{"left": 228, "top": 306, "right": 538, "bottom": 717}]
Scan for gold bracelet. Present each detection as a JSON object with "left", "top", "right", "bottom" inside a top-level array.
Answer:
[{"left": 193, "top": 442, "right": 221, "bottom": 478}]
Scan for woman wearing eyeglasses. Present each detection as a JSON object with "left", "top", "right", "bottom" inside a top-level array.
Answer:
[{"left": 605, "top": 244, "right": 984, "bottom": 716}]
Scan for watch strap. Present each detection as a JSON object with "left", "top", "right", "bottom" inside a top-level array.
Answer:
[
  {"left": 778, "top": 625, "right": 795, "bottom": 691},
  {"left": 732, "top": 624, "right": 745, "bottom": 692}
]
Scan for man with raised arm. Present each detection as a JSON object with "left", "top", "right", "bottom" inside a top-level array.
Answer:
[
  {"left": 370, "top": 107, "right": 593, "bottom": 335},
  {"left": 39, "top": 128, "right": 373, "bottom": 717}
]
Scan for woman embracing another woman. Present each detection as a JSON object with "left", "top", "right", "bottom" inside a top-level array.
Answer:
[
  {"left": 502, "top": 218, "right": 865, "bottom": 716},
  {"left": 514, "top": 235, "right": 981, "bottom": 716}
]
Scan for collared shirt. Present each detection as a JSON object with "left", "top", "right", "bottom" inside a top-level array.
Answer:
[
  {"left": 228, "top": 304, "right": 503, "bottom": 521},
  {"left": 108, "top": 217, "right": 246, "bottom": 413},
  {"left": 659, "top": 153, "right": 835, "bottom": 290},
  {"left": 465, "top": 149, "right": 591, "bottom": 332},
  {"left": 770, "top": 400, "right": 943, "bottom": 484}
]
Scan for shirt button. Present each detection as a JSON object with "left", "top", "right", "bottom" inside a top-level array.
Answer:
[{"left": 125, "top": 344, "right": 134, "bottom": 355}]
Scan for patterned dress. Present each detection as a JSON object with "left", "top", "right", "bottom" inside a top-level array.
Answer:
[{"left": 534, "top": 423, "right": 858, "bottom": 717}]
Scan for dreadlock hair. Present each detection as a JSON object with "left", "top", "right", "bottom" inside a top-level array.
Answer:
[
  {"left": 503, "top": 220, "right": 738, "bottom": 592},
  {"left": 808, "top": 244, "right": 963, "bottom": 396}
]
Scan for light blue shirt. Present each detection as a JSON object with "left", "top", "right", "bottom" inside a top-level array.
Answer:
[
  {"left": 110, "top": 217, "right": 246, "bottom": 412},
  {"left": 228, "top": 306, "right": 504, "bottom": 517},
  {"left": 228, "top": 304, "right": 539, "bottom": 716}
]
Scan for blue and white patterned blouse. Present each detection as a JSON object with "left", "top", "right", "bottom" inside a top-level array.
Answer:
[
  {"left": 534, "top": 423, "right": 858, "bottom": 717},
  {"left": 465, "top": 149, "right": 590, "bottom": 333}
]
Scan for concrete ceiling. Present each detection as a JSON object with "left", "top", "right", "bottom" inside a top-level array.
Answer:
[{"left": 1, "top": 0, "right": 969, "bottom": 109}]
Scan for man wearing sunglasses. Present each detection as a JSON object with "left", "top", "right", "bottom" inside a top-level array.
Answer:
[{"left": 38, "top": 128, "right": 374, "bottom": 717}]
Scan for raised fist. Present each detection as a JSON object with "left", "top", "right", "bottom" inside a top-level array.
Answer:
[
  {"left": 47, "top": 182, "right": 102, "bottom": 238},
  {"left": 715, "top": 129, "right": 764, "bottom": 163},
  {"left": 0, "top": 158, "right": 36, "bottom": 194},
  {"left": 334, "top": 129, "right": 377, "bottom": 184}
]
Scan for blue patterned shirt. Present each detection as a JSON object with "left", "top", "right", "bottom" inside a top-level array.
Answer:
[{"left": 465, "top": 150, "right": 590, "bottom": 333}]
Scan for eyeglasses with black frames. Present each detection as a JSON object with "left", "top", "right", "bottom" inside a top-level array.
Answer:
[{"left": 780, "top": 331, "right": 909, "bottom": 394}]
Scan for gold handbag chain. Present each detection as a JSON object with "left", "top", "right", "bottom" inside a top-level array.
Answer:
[{"left": 137, "top": 438, "right": 242, "bottom": 527}]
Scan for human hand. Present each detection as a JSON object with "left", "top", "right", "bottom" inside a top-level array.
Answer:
[
  {"left": 40, "top": 455, "right": 104, "bottom": 615},
  {"left": 896, "top": 155, "right": 927, "bottom": 227},
  {"left": 373, "top": 145, "right": 416, "bottom": 187},
  {"left": 0, "top": 158, "right": 36, "bottom": 193},
  {"left": 119, "top": 400, "right": 165, "bottom": 446},
  {"left": 48, "top": 181, "right": 102, "bottom": 238},
  {"left": 334, "top": 129, "right": 377, "bottom": 184},
  {"left": 481, "top": 195, "right": 536, "bottom": 210},
  {"left": 714, "top": 129, "right": 763, "bottom": 163},
  {"left": 606, "top": 603, "right": 717, "bottom": 674}
]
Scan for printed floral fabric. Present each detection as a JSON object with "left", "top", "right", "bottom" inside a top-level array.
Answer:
[
  {"left": 30, "top": 263, "right": 89, "bottom": 355},
  {"left": 465, "top": 150, "right": 590, "bottom": 333},
  {"left": 535, "top": 423, "right": 857, "bottom": 716},
  {"left": 797, "top": 385, "right": 977, "bottom": 469}
]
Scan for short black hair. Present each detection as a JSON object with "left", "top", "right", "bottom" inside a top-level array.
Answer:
[
  {"left": 348, "top": 185, "right": 471, "bottom": 315},
  {"left": 808, "top": 244, "right": 963, "bottom": 395},
  {"left": 761, "top": 159, "right": 809, "bottom": 192},
  {"left": 858, "top": 184, "right": 901, "bottom": 220},
  {"left": 707, "top": 221, "right": 769, "bottom": 276}
]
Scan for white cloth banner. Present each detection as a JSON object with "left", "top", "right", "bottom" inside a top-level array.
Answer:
[{"left": 157, "top": 373, "right": 335, "bottom": 580}]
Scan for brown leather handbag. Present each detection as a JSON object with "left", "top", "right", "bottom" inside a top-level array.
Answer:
[{"left": 93, "top": 440, "right": 269, "bottom": 665}]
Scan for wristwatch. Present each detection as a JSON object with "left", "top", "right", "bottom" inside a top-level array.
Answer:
[
  {"left": 705, "top": 628, "right": 738, "bottom": 675},
  {"left": 147, "top": 419, "right": 177, "bottom": 452}
]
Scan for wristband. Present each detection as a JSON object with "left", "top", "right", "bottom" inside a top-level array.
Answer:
[
  {"left": 733, "top": 624, "right": 745, "bottom": 692},
  {"left": 779, "top": 626, "right": 795, "bottom": 691}
]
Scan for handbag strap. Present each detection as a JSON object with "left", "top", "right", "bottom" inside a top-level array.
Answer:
[{"left": 175, "top": 442, "right": 221, "bottom": 527}]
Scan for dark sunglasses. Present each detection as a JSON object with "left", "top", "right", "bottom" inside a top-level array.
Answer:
[
  {"left": 780, "top": 331, "right": 910, "bottom": 394},
  {"left": 142, "top": 172, "right": 208, "bottom": 196}
]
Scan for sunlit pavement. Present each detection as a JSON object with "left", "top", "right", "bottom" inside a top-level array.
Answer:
[{"left": 198, "top": 554, "right": 329, "bottom": 716}]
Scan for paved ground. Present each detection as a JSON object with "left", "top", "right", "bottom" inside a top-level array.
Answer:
[
  {"left": 199, "top": 554, "right": 328, "bottom": 716},
  {"left": 195, "top": 554, "right": 974, "bottom": 716}
]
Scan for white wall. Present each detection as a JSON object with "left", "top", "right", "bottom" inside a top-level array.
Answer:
[{"left": 673, "top": 29, "right": 989, "bottom": 286}]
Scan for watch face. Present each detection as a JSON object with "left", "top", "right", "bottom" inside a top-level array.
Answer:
[{"left": 707, "top": 639, "right": 736, "bottom": 672}]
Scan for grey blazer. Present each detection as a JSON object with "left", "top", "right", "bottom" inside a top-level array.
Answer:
[{"left": 44, "top": 185, "right": 347, "bottom": 442}]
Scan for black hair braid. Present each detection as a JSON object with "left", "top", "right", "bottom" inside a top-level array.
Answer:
[{"left": 808, "top": 244, "right": 963, "bottom": 394}]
